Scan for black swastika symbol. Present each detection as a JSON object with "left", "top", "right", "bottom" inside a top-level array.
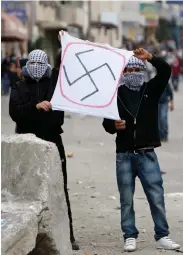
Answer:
[{"left": 63, "top": 49, "right": 116, "bottom": 101}]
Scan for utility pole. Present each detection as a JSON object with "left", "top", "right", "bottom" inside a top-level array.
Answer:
[{"left": 86, "top": 0, "right": 91, "bottom": 40}]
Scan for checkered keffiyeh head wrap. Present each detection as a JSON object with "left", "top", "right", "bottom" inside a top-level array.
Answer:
[
  {"left": 125, "top": 56, "right": 146, "bottom": 70},
  {"left": 119, "top": 56, "right": 146, "bottom": 91},
  {"left": 26, "top": 50, "right": 48, "bottom": 80}
]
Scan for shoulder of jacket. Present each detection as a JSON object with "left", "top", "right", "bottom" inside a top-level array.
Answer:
[
  {"left": 52, "top": 68, "right": 59, "bottom": 76},
  {"left": 12, "top": 79, "right": 27, "bottom": 89}
]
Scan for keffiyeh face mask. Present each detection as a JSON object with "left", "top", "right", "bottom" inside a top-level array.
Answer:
[
  {"left": 26, "top": 50, "right": 48, "bottom": 80},
  {"left": 121, "top": 72, "right": 145, "bottom": 91},
  {"left": 120, "top": 56, "right": 146, "bottom": 91}
]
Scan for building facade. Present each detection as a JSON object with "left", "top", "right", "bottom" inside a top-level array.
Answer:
[
  {"left": 32, "top": 1, "right": 88, "bottom": 66},
  {"left": 1, "top": 1, "right": 29, "bottom": 57},
  {"left": 121, "top": 1, "right": 145, "bottom": 43},
  {"left": 88, "top": 1, "right": 122, "bottom": 47},
  {"left": 3, "top": 1, "right": 166, "bottom": 65}
]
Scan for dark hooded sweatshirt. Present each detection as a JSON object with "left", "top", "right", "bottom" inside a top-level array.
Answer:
[
  {"left": 9, "top": 66, "right": 64, "bottom": 141},
  {"left": 103, "top": 56, "right": 171, "bottom": 152}
]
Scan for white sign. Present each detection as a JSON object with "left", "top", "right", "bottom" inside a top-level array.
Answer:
[{"left": 51, "top": 32, "right": 134, "bottom": 120}]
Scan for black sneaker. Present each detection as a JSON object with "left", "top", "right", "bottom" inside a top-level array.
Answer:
[
  {"left": 161, "top": 137, "right": 168, "bottom": 142},
  {"left": 71, "top": 240, "right": 80, "bottom": 250},
  {"left": 161, "top": 171, "right": 167, "bottom": 175}
]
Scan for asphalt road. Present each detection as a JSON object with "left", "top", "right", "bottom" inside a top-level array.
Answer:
[{"left": 1, "top": 82, "right": 183, "bottom": 255}]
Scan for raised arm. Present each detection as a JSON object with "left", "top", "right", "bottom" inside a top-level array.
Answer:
[
  {"left": 134, "top": 48, "right": 171, "bottom": 99},
  {"left": 147, "top": 56, "right": 171, "bottom": 98}
]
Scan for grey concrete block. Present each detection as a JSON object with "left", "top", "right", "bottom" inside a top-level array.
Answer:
[
  {"left": 1, "top": 209, "right": 38, "bottom": 255},
  {"left": 1, "top": 134, "right": 72, "bottom": 255}
]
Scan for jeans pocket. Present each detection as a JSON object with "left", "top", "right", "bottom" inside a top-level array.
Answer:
[
  {"left": 146, "top": 152, "right": 157, "bottom": 162},
  {"left": 116, "top": 153, "right": 130, "bottom": 162},
  {"left": 116, "top": 153, "right": 132, "bottom": 186}
]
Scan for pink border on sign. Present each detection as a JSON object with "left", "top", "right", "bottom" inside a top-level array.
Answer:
[{"left": 59, "top": 42, "right": 126, "bottom": 108}]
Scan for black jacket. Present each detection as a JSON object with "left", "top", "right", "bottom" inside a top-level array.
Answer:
[
  {"left": 9, "top": 67, "right": 64, "bottom": 141},
  {"left": 103, "top": 56, "right": 171, "bottom": 153}
]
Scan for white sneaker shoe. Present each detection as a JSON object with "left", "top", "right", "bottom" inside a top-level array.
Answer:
[
  {"left": 124, "top": 238, "right": 137, "bottom": 252},
  {"left": 156, "top": 236, "right": 181, "bottom": 250}
]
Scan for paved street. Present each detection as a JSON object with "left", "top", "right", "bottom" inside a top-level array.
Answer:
[{"left": 1, "top": 82, "right": 183, "bottom": 255}]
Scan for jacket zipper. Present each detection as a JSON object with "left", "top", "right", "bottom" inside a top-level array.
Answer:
[
  {"left": 134, "top": 118, "right": 136, "bottom": 141},
  {"left": 37, "top": 81, "right": 40, "bottom": 103},
  {"left": 117, "top": 84, "right": 148, "bottom": 146}
]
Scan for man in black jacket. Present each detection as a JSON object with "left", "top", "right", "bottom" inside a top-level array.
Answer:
[
  {"left": 103, "top": 48, "right": 180, "bottom": 252},
  {"left": 9, "top": 49, "right": 79, "bottom": 251}
]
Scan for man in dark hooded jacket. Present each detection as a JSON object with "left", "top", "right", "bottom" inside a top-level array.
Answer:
[
  {"left": 9, "top": 49, "right": 79, "bottom": 251},
  {"left": 103, "top": 48, "right": 180, "bottom": 252}
]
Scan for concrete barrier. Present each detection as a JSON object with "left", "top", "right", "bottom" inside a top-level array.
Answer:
[{"left": 1, "top": 134, "right": 72, "bottom": 255}]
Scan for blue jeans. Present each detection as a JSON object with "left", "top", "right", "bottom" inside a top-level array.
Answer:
[
  {"left": 2, "top": 73, "right": 10, "bottom": 95},
  {"left": 116, "top": 152, "right": 169, "bottom": 241},
  {"left": 158, "top": 102, "right": 168, "bottom": 140}
]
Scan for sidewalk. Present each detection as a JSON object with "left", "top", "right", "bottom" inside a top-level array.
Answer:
[{"left": 1, "top": 83, "right": 183, "bottom": 255}]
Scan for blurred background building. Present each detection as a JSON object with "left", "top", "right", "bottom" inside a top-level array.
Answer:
[{"left": 1, "top": 0, "right": 183, "bottom": 66}]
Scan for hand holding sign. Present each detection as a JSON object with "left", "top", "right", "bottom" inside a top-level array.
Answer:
[
  {"left": 134, "top": 48, "right": 152, "bottom": 61},
  {"left": 36, "top": 101, "right": 52, "bottom": 111},
  {"left": 58, "top": 30, "right": 67, "bottom": 42},
  {"left": 115, "top": 120, "right": 126, "bottom": 130}
]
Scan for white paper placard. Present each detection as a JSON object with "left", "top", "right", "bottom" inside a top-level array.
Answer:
[{"left": 51, "top": 32, "right": 134, "bottom": 120}]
